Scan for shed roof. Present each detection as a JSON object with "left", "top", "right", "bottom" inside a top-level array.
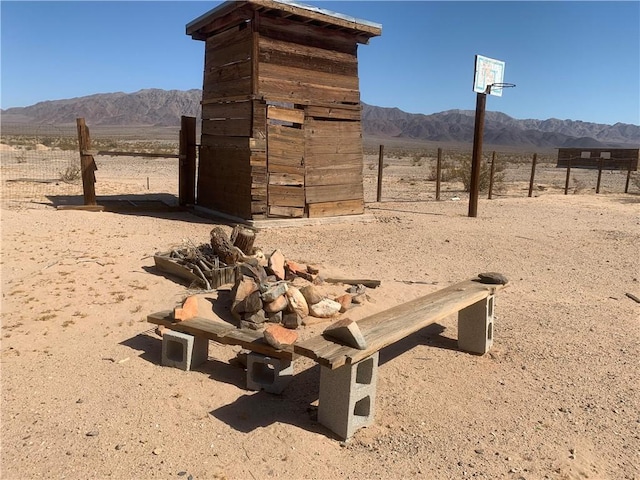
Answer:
[{"left": 187, "top": 0, "right": 382, "bottom": 42}]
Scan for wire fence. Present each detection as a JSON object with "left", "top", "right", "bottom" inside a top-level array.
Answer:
[
  {"left": 1, "top": 124, "right": 82, "bottom": 205},
  {"left": 362, "top": 146, "right": 640, "bottom": 203},
  {"left": 1, "top": 123, "right": 181, "bottom": 207}
]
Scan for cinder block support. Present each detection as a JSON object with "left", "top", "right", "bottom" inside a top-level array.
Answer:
[
  {"left": 161, "top": 330, "right": 209, "bottom": 371},
  {"left": 246, "top": 353, "right": 294, "bottom": 394},
  {"left": 458, "top": 294, "right": 495, "bottom": 354},
  {"left": 318, "top": 352, "right": 379, "bottom": 440}
]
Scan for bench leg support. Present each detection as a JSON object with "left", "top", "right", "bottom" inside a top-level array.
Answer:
[
  {"left": 458, "top": 294, "right": 495, "bottom": 354},
  {"left": 161, "top": 330, "right": 209, "bottom": 371},
  {"left": 246, "top": 353, "right": 294, "bottom": 394},
  {"left": 318, "top": 352, "right": 379, "bottom": 440}
]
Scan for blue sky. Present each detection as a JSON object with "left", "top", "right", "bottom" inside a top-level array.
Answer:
[{"left": 1, "top": 1, "right": 639, "bottom": 125}]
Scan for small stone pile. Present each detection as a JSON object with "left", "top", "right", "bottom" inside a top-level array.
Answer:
[{"left": 231, "top": 248, "right": 361, "bottom": 331}]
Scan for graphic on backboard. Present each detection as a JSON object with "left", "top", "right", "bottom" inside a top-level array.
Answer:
[{"left": 473, "top": 55, "right": 505, "bottom": 97}]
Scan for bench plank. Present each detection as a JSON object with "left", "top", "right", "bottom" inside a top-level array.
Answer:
[
  {"left": 294, "top": 279, "right": 504, "bottom": 369},
  {"left": 147, "top": 311, "right": 294, "bottom": 359}
]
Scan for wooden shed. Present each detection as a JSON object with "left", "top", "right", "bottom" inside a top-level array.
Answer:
[{"left": 186, "top": 0, "right": 381, "bottom": 220}]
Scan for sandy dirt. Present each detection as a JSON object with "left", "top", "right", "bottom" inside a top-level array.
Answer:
[{"left": 1, "top": 153, "right": 639, "bottom": 480}]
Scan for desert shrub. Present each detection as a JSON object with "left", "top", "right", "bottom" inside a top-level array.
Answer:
[
  {"left": 410, "top": 152, "right": 424, "bottom": 167},
  {"left": 60, "top": 165, "right": 81, "bottom": 182},
  {"left": 446, "top": 156, "right": 505, "bottom": 192}
]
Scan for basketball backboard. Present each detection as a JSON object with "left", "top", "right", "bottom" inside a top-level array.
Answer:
[{"left": 473, "top": 55, "right": 505, "bottom": 97}]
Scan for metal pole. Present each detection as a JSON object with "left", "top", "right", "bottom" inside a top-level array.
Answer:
[
  {"left": 468, "top": 92, "right": 486, "bottom": 217},
  {"left": 596, "top": 158, "right": 603, "bottom": 194},
  {"left": 376, "top": 144, "right": 384, "bottom": 202},
  {"left": 436, "top": 147, "right": 442, "bottom": 201},
  {"left": 625, "top": 159, "right": 632, "bottom": 193},
  {"left": 488, "top": 151, "right": 496, "bottom": 200},
  {"left": 528, "top": 153, "right": 537, "bottom": 197}
]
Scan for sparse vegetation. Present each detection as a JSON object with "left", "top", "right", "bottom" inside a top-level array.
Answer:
[{"left": 59, "top": 164, "right": 81, "bottom": 182}]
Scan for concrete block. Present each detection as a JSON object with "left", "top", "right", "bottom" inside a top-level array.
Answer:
[
  {"left": 161, "top": 330, "right": 209, "bottom": 371},
  {"left": 318, "top": 352, "right": 379, "bottom": 440},
  {"left": 246, "top": 352, "right": 294, "bottom": 394},
  {"left": 458, "top": 294, "right": 495, "bottom": 354}
]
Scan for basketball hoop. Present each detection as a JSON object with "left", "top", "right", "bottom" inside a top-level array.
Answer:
[{"left": 486, "top": 83, "right": 516, "bottom": 95}]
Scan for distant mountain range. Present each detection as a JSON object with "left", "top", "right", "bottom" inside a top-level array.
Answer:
[{"left": 2, "top": 88, "right": 638, "bottom": 149}]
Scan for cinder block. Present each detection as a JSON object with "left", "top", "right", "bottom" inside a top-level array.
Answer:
[
  {"left": 161, "top": 330, "right": 209, "bottom": 371},
  {"left": 318, "top": 352, "right": 379, "bottom": 440},
  {"left": 458, "top": 294, "right": 495, "bottom": 354},
  {"left": 246, "top": 352, "right": 294, "bottom": 394}
]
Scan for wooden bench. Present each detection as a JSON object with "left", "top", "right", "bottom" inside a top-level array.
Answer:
[
  {"left": 293, "top": 278, "right": 506, "bottom": 439},
  {"left": 148, "top": 278, "right": 506, "bottom": 438}
]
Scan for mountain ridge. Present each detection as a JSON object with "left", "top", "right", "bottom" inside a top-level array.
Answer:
[{"left": 2, "top": 88, "right": 638, "bottom": 149}]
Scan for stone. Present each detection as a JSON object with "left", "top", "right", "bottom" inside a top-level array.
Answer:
[
  {"left": 260, "top": 281, "right": 288, "bottom": 302},
  {"left": 263, "top": 324, "right": 298, "bottom": 350},
  {"left": 232, "top": 276, "right": 259, "bottom": 311},
  {"left": 240, "top": 320, "right": 264, "bottom": 331},
  {"left": 286, "top": 260, "right": 313, "bottom": 281},
  {"left": 323, "top": 318, "right": 367, "bottom": 350},
  {"left": 243, "top": 309, "right": 266, "bottom": 324},
  {"left": 232, "top": 290, "right": 262, "bottom": 319},
  {"left": 478, "top": 272, "right": 509, "bottom": 285},
  {"left": 263, "top": 294, "right": 288, "bottom": 314},
  {"left": 307, "top": 264, "right": 320, "bottom": 275},
  {"left": 285, "top": 286, "right": 309, "bottom": 318},
  {"left": 268, "top": 249, "right": 286, "bottom": 280},
  {"left": 282, "top": 311, "right": 302, "bottom": 329},
  {"left": 335, "top": 294, "right": 352, "bottom": 313},
  {"left": 238, "top": 263, "right": 267, "bottom": 283},
  {"left": 154, "top": 325, "right": 166, "bottom": 337},
  {"left": 352, "top": 293, "right": 367, "bottom": 305},
  {"left": 312, "top": 274, "right": 325, "bottom": 286},
  {"left": 309, "top": 298, "right": 342, "bottom": 318},
  {"left": 174, "top": 295, "right": 198, "bottom": 321},
  {"left": 300, "top": 284, "right": 324, "bottom": 305},
  {"left": 348, "top": 284, "right": 367, "bottom": 295},
  {"left": 266, "top": 311, "right": 283, "bottom": 324}
]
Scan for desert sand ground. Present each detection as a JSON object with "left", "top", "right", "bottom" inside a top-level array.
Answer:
[{"left": 1, "top": 150, "right": 639, "bottom": 480}]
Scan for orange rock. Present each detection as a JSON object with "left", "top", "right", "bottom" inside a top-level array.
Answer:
[
  {"left": 268, "top": 249, "right": 286, "bottom": 280},
  {"left": 335, "top": 294, "right": 352, "bottom": 313},
  {"left": 174, "top": 295, "right": 198, "bottom": 321},
  {"left": 264, "top": 324, "right": 298, "bottom": 350}
]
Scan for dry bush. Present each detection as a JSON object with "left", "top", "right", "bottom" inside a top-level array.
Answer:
[
  {"left": 446, "top": 155, "right": 506, "bottom": 192},
  {"left": 59, "top": 165, "right": 81, "bottom": 182}
]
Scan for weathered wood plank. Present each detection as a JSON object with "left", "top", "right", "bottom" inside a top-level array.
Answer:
[
  {"left": 306, "top": 106, "right": 361, "bottom": 121},
  {"left": 305, "top": 141, "right": 362, "bottom": 155},
  {"left": 258, "top": 15, "right": 359, "bottom": 54},
  {"left": 260, "top": 62, "right": 359, "bottom": 91},
  {"left": 147, "top": 311, "right": 294, "bottom": 359},
  {"left": 294, "top": 280, "right": 506, "bottom": 369},
  {"left": 269, "top": 205, "right": 305, "bottom": 218},
  {"left": 267, "top": 105, "right": 305, "bottom": 124},
  {"left": 305, "top": 164, "right": 362, "bottom": 186},
  {"left": 269, "top": 185, "right": 305, "bottom": 207},
  {"left": 258, "top": 36, "right": 358, "bottom": 76},
  {"left": 259, "top": 77, "right": 360, "bottom": 105},
  {"left": 307, "top": 199, "right": 364, "bottom": 218},
  {"left": 268, "top": 172, "right": 304, "bottom": 186},
  {"left": 202, "top": 101, "right": 252, "bottom": 120},
  {"left": 205, "top": 38, "right": 252, "bottom": 70},
  {"left": 304, "top": 154, "right": 361, "bottom": 168},
  {"left": 306, "top": 184, "right": 363, "bottom": 204},
  {"left": 202, "top": 118, "right": 252, "bottom": 137},
  {"left": 204, "top": 76, "right": 252, "bottom": 98}
]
